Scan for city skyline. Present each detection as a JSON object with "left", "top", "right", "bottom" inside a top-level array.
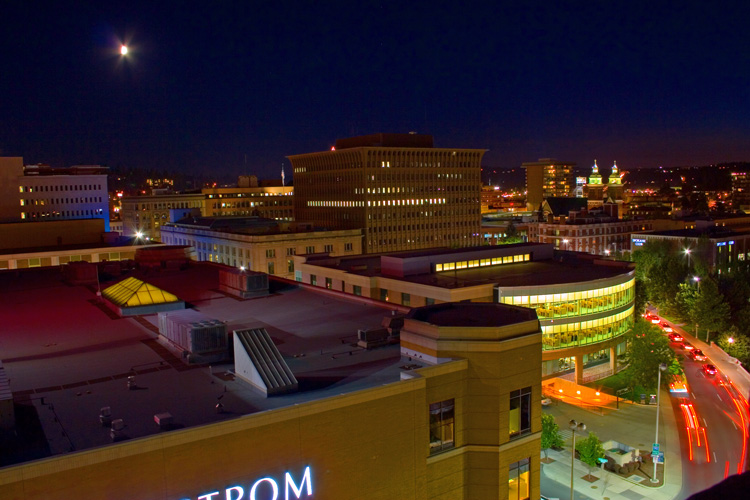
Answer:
[{"left": 2, "top": 1, "right": 750, "bottom": 178}]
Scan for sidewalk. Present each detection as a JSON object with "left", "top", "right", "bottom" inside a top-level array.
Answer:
[{"left": 541, "top": 392, "right": 683, "bottom": 500}]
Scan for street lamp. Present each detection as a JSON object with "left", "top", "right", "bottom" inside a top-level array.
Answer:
[
  {"left": 684, "top": 248, "right": 692, "bottom": 268},
  {"left": 652, "top": 363, "right": 668, "bottom": 483},
  {"left": 569, "top": 419, "right": 586, "bottom": 500}
]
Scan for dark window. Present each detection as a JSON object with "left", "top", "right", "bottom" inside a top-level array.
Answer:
[
  {"left": 311, "top": 274, "right": 317, "bottom": 286},
  {"left": 429, "top": 399, "right": 455, "bottom": 454},
  {"left": 425, "top": 297, "right": 435, "bottom": 305},
  {"left": 353, "top": 285, "right": 362, "bottom": 296},
  {"left": 509, "top": 387, "right": 531, "bottom": 438},
  {"left": 402, "top": 293, "right": 410, "bottom": 306},
  {"left": 325, "top": 277, "right": 332, "bottom": 289},
  {"left": 287, "top": 259, "right": 294, "bottom": 273}
]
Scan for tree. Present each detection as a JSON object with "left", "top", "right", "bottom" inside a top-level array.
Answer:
[
  {"left": 541, "top": 414, "right": 564, "bottom": 460},
  {"left": 624, "top": 321, "right": 676, "bottom": 390},
  {"left": 667, "top": 357, "right": 684, "bottom": 376},
  {"left": 717, "top": 329, "right": 750, "bottom": 367},
  {"left": 576, "top": 432, "right": 606, "bottom": 477},
  {"left": 631, "top": 240, "right": 689, "bottom": 315},
  {"left": 694, "top": 277, "right": 730, "bottom": 342},
  {"left": 499, "top": 221, "right": 524, "bottom": 244},
  {"left": 674, "top": 283, "right": 699, "bottom": 324}
]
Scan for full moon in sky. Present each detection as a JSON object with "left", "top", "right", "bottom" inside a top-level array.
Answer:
[{"left": 120, "top": 45, "right": 128, "bottom": 56}]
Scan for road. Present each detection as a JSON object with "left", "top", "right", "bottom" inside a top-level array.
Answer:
[{"left": 664, "top": 324, "right": 749, "bottom": 498}]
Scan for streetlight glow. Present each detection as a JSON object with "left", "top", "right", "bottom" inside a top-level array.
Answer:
[
  {"left": 120, "top": 45, "right": 128, "bottom": 56},
  {"left": 728, "top": 337, "right": 735, "bottom": 344}
]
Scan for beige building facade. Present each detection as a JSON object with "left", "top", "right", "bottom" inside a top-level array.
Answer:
[
  {"left": 160, "top": 218, "right": 362, "bottom": 279},
  {"left": 522, "top": 158, "right": 576, "bottom": 211},
  {"left": 289, "top": 133, "right": 485, "bottom": 254},
  {"left": 121, "top": 187, "right": 294, "bottom": 241}
]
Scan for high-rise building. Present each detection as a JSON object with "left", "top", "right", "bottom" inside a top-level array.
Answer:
[
  {"left": 731, "top": 171, "right": 750, "bottom": 210},
  {"left": 289, "top": 133, "right": 485, "bottom": 253},
  {"left": 522, "top": 158, "right": 576, "bottom": 210}
]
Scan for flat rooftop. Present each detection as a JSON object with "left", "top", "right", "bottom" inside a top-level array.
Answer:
[
  {"left": 308, "top": 251, "right": 632, "bottom": 289},
  {"left": 408, "top": 302, "right": 537, "bottom": 327},
  {"left": 645, "top": 227, "right": 746, "bottom": 238},
  {"left": 0, "top": 263, "right": 411, "bottom": 466}
]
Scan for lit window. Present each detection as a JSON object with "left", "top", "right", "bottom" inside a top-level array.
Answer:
[{"left": 508, "top": 458, "right": 530, "bottom": 500}]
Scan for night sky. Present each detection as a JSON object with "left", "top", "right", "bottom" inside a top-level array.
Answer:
[{"left": 2, "top": 1, "right": 749, "bottom": 180}]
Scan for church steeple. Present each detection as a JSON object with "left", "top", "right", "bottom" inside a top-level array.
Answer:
[
  {"left": 589, "top": 159, "right": 602, "bottom": 185},
  {"left": 608, "top": 161, "right": 622, "bottom": 186}
]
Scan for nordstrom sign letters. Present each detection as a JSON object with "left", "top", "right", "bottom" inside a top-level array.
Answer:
[{"left": 190, "top": 466, "right": 313, "bottom": 500}]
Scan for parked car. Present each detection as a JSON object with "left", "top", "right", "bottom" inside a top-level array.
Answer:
[
  {"left": 668, "top": 333, "right": 684, "bottom": 343},
  {"left": 690, "top": 349, "right": 707, "bottom": 361},
  {"left": 702, "top": 364, "right": 717, "bottom": 376}
]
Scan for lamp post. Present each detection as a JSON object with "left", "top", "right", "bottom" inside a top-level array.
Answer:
[
  {"left": 693, "top": 276, "right": 700, "bottom": 337},
  {"left": 684, "top": 248, "right": 692, "bottom": 268},
  {"left": 652, "top": 363, "right": 668, "bottom": 483},
  {"left": 569, "top": 419, "right": 586, "bottom": 500}
]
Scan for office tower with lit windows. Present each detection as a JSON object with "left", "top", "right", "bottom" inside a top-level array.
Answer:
[
  {"left": 289, "top": 133, "right": 486, "bottom": 254},
  {"left": 18, "top": 164, "right": 110, "bottom": 231},
  {"left": 522, "top": 158, "right": 576, "bottom": 211}
]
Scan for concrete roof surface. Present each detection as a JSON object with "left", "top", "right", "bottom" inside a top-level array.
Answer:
[{"left": 0, "top": 264, "right": 412, "bottom": 464}]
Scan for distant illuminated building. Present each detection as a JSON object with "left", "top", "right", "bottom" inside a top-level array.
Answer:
[
  {"left": 18, "top": 164, "right": 110, "bottom": 231},
  {"left": 606, "top": 161, "right": 625, "bottom": 202},
  {"left": 573, "top": 176, "right": 587, "bottom": 198},
  {"left": 522, "top": 158, "right": 576, "bottom": 211},
  {"left": 289, "top": 133, "right": 485, "bottom": 253},
  {"left": 585, "top": 159, "right": 604, "bottom": 208},
  {"left": 731, "top": 172, "right": 750, "bottom": 212}
]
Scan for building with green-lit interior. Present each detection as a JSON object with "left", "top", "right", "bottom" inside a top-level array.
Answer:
[{"left": 293, "top": 242, "right": 635, "bottom": 383}]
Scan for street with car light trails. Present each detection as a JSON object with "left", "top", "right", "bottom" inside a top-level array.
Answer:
[{"left": 666, "top": 327, "right": 749, "bottom": 499}]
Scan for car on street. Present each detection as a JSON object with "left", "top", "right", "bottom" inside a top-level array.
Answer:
[
  {"left": 690, "top": 349, "right": 707, "bottom": 361},
  {"left": 682, "top": 342, "right": 695, "bottom": 351},
  {"left": 668, "top": 332, "right": 684, "bottom": 342},
  {"left": 702, "top": 364, "right": 717, "bottom": 376},
  {"left": 644, "top": 312, "right": 658, "bottom": 322},
  {"left": 661, "top": 322, "right": 673, "bottom": 333}
]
